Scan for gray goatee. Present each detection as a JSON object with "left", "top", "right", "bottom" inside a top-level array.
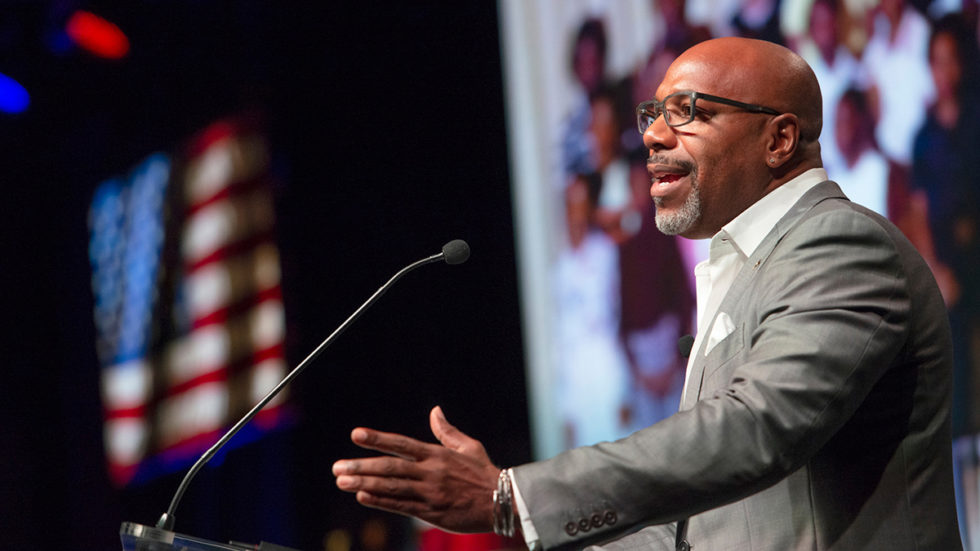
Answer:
[{"left": 652, "top": 168, "right": 700, "bottom": 235}]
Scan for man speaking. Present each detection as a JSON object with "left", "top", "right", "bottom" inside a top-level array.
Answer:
[{"left": 331, "top": 37, "right": 961, "bottom": 550}]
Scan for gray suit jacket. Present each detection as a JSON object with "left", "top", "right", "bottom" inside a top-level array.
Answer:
[{"left": 513, "top": 182, "right": 961, "bottom": 550}]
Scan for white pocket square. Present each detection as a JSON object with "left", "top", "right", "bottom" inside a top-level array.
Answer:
[{"left": 704, "top": 311, "right": 736, "bottom": 356}]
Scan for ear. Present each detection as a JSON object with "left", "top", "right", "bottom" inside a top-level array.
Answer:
[{"left": 764, "top": 113, "right": 800, "bottom": 168}]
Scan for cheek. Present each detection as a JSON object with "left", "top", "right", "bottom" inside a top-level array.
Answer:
[
  {"left": 694, "top": 147, "right": 756, "bottom": 222},
  {"left": 689, "top": 151, "right": 727, "bottom": 201},
  {"left": 679, "top": 129, "right": 758, "bottom": 202}
]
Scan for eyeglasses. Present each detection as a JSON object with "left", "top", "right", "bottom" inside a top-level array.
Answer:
[{"left": 636, "top": 90, "right": 781, "bottom": 133}]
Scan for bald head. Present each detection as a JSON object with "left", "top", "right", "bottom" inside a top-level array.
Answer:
[
  {"left": 644, "top": 37, "right": 826, "bottom": 238},
  {"left": 668, "top": 37, "right": 823, "bottom": 145}
]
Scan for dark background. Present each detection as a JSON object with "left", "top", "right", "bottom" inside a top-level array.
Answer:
[{"left": 0, "top": 2, "right": 530, "bottom": 549}]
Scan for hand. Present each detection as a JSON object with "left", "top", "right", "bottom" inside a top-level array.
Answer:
[{"left": 332, "top": 406, "right": 502, "bottom": 533}]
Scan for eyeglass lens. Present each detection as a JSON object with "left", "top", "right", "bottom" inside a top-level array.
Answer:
[{"left": 637, "top": 92, "right": 695, "bottom": 133}]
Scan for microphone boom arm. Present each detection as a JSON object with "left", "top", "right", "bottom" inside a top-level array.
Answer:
[{"left": 156, "top": 246, "right": 458, "bottom": 531}]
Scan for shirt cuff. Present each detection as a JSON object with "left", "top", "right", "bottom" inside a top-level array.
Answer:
[{"left": 508, "top": 468, "right": 542, "bottom": 551}]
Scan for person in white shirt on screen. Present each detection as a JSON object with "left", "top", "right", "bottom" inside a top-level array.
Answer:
[{"left": 553, "top": 173, "right": 630, "bottom": 449}]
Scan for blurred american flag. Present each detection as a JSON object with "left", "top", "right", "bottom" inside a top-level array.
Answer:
[{"left": 90, "top": 118, "right": 288, "bottom": 486}]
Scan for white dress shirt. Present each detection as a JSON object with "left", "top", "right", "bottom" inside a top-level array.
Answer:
[
  {"left": 513, "top": 167, "right": 830, "bottom": 549},
  {"left": 680, "top": 168, "right": 828, "bottom": 404}
]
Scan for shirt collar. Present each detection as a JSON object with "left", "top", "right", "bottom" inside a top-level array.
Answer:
[{"left": 717, "top": 168, "right": 828, "bottom": 259}]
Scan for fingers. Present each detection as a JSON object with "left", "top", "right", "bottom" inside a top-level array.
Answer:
[
  {"left": 334, "top": 461, "right": 429, "bottom": 510},
  {"left": 430, "top": 406, "right": 490, "bottom": 460},
  {"left": 332, "top": 455, "right": 419, "bottom": 480},
  {"left": 429, "top": 406, "right": 456, "bottom": 448},
  {"left": 336, "top": 466, "right": 426, "bottom": 501},
  {"left": 429, "top": 406, "right": 473, "bottom": 453},
  {"left": 335, "top": 470, "right": 420, "bottom": 498},
  {"left": 348, "top": 427, "right": 432, "bottom": 460}
]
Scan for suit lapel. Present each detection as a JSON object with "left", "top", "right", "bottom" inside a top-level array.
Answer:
[{"left": 680, "top": 181, "right": 846, "bottom": 409}]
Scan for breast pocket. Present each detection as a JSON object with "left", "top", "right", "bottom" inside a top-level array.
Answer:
[{"left": 701, "top": 323, "right": 744, "bottom": 390}]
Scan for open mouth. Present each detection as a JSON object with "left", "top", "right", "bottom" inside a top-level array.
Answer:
[{"left": 649, "top": 163, "right": 691, "bottom": 197}]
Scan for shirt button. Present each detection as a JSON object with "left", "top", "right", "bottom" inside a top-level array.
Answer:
[{"left": 564, "top": 521, "right": 578, "bottom": 536}]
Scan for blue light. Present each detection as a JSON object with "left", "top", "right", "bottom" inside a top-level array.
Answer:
[{"left": 0, "top": 72, "right": 29, "bottom": 114}]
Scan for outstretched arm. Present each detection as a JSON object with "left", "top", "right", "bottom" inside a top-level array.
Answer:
[{"left": 332, "top": 406, "right": 503, "bottom": 533}]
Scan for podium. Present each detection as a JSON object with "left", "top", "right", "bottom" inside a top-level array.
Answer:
[{"left": 120, "top": 522, "right": 301, "bottom": 551}]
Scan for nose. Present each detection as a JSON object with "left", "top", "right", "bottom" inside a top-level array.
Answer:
[{"left": 642, "top": 114, "right": 677, "bottom": 152}]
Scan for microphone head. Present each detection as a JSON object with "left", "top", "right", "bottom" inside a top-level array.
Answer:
[
  {"left": 677, "top": 334, "right": 695, "bottom": 359},
  {"left": 442, "top": 239, "right": 470, "bottom": 265}
]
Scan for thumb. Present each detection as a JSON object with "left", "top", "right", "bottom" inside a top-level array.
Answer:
[{"left": 430, "top": 405, "right": 475, "bottom": 453}]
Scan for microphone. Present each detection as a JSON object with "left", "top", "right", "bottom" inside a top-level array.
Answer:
[
  {"left": 678, "top": 334, "right": 695, "bottom": 359},
  {"left": 155, "top": 240, "right": 470, "bottom": 531},
  {"left": 442, "top": 239, "right": 470, "bottom": 265}
]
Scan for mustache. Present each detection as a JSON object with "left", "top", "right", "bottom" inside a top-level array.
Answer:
[{"left": 646, "top": 155, "right": 696, "bottom": 173}]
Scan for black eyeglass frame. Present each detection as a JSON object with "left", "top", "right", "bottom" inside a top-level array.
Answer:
[{"left": 636, "top": 90, "right": 781, "bottom": 133}]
